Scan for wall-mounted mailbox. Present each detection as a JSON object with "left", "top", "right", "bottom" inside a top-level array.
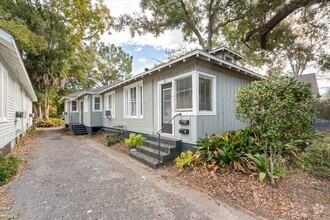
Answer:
[
  {"left": 15, "top": 111, "right": 24, "bottom": 118},
  {"left": 179, "top": 120, "right": 189, "bottom": 125},
  {"left": 179, "top": 128, "right": 189, "bottom": 134},
  {"left": 63, "top": 112, "right": 68, "bottom": 115}
]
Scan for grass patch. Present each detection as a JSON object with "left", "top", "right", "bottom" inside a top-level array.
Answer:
[{"left": 0, "top": 155, "right": 22, "bottom": 186}]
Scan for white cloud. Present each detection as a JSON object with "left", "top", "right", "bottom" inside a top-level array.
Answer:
[
  {"left": 138, "top": 58, "right": 147, "bottom": 63},
  {"left": 135, "top": 46, "right": 143, "bottom": 52},
  {"left": 101, "top": 0, "right": 199, "bottom": 51}
]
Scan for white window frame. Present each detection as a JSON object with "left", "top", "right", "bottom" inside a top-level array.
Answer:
[
  {"left": 84, "top": 96, "right": 89, "bottom": 112},
  {"left": 0, "top": 64, "right": 8, "bottom": 122},
  {"left": 71, "top": 100, "right": 78, "bottom": 112},
  {"left": 197, "top": 72, "right": 216, "bottom": 115},
  {"left": 104, "top": 91, "right": 115, "bottom": 118},
  {"left": 174, "top": 74, "right": 194, "bottom": 112},
  {"left": 93, "top": 95, "right": 102, "bottom": 112},
  {"left": 123, "top": 81, "right": 143, "bottom": 118}
]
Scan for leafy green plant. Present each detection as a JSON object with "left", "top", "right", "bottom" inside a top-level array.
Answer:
[
  {"left": 27, "top": 126, "right": 39, "bottom": 135},
  {"left": 0, "top": 155, "right": 22, "bottom": 185},
  {"left": 106, "top": 134, "right": 122, "bottom": 146},
  {"left": 246, "top": 153, "right": 268, "bottom": 183},
  {"left": 236, "top": 77, "right": 315, "bottom": 184},
  {"left": 125, "top": 133, "right": 146, "bottom": 149},
  {"left": 176, "top": 151, "right": 195, "bottom": 172},
  {"left": 39, "top": 118, "right": 64, "bottom": 127},
  {"left": 195, "top": 128, "right": 262, "bottom": 172},
  {"left": 298, "top": 135, "right": 330, "bottom": 180}
]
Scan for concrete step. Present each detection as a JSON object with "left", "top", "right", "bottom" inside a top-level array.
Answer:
[
  {"left": 136, "top": 145, "right": 170, "bottom": 161},
  {"left": 145, "top": 135, "right": 181, "bottom": 146},
  {"left": 143, "top": 140, "right": 176, "bottom": 155},
  {"left": 129, "top": 150, "right": 162, "bottom": 168}
]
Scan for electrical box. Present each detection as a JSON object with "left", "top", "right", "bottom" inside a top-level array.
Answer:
[
  {"left": 179, "top": 120, "right": 189, "bottom": 125},
  {"left": 179, "top": 128, "right": 189, "bottom": 134}
]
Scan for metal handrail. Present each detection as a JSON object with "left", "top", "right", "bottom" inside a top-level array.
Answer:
[{"left": 156, "top": 113, "right": 182, "bottom": 165}]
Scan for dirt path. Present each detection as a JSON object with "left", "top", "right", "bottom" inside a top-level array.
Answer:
[{"left": 4, "top": 128, "right": 255, "bottom": 220}]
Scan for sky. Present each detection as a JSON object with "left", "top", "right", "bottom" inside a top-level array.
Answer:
[{"left": 102, "top": 0, "right": 329, "bottom": 95}]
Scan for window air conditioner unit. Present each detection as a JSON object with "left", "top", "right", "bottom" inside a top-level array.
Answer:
[{"left": 105, "top": 110, "right": 112, "bottom": 118}]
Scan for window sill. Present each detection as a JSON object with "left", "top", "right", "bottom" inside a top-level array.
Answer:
[
  {"left": 124, "top": 116, "right": 144, "bottom": 119},
  {"left": 92, "top": 110, "right": 103, "bottom": 112}
]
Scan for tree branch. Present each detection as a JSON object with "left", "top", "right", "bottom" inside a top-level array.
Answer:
[{"left": 243, "top": 0, "right": 326, "bottom": 49}]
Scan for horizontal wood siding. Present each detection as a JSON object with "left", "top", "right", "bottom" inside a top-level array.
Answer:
[
  {"left": 102, "top": 77, "right": 153, "bottom": 134},
  {"left": 0, "top": 57, "right": 34, "bottom": 150}
]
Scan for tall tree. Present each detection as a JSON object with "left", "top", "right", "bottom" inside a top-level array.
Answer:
[
  {"left": 92, "top": 43, "right": 133, "bottom": 86},
  {"left": 0, "top": 0, "right": 112, "bottom": 119}
]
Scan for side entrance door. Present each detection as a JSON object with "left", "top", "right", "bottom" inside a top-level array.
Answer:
[{"left": 161, "top": 83, "right": 172, "bottom": 134}]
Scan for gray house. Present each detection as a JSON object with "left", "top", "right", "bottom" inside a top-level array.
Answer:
[
  {"left": 61, "top": 47, "right": 262, "bottom": 167},
  {"left": 0, "top": 29, "right": 37, "bottom": 155}
]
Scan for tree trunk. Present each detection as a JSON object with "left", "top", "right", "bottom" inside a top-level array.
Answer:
[{"left": 43, "top": 85, "right": 50, "bottom": 119}]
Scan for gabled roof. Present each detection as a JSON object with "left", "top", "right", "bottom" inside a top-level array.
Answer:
[
  {"left": 96, "top": 49, "right": 264, "bottom": 94},
  {"left": 0, "top": 29, "right": 37, "bottom": 101},
  {"left": 208, "top": 46, "right": 244, "bottom": 60},
  {"left": 296, "top": 73, "right": 319, "bottom": 95},
  {"left": 60, "top": 81, "right": 122, "bottom": 101}
]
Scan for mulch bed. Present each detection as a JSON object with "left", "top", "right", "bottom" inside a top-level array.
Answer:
[
  {"left": 162, "top": 163, "right": 330, "bottom": 220},
  {"left": 91, "top": 132, "right": 130, "bottom": 154}
]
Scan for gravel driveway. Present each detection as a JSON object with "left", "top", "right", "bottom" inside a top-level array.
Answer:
[{"left": 5, "top": 128, "right": 254, "bottom": 220}]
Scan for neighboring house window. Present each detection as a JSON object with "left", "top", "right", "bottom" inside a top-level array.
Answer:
[
  {"left": 176, "top": 76, "right": 192, "bottom": 111},
  {"left": 0, "top": 65, "right": 8, "bottom": 121},
  {"left": 84, "top": 96, "right": 88, "bottom": 112},
  {"left": 124, "top": 81, "right": 143, "bottom": 118},
  {"left": 71, "top": 101, "right": 78, "bottom": 112},
  {"left": 93, "top": 96, "right": 102, "bottom": 111},
  {"left": 105, "top": 91, "right": 115, "bottom": 117},
  {"left": 199, "top": 76, "right": 212, "bottom": 111}
]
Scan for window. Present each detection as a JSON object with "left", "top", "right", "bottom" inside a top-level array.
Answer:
[
  {"left": 124, "top": 81, "right": 143, "bottom": 118},
  {"left": 176, "top": 76, "right": 192, "bottom": 111},
  {"left": 199, "top": 76, "right": 212, "bottom": 111},
  {"left": 105, "top": 91, "right": 115, "bottom": 117},
  {"left": 84, "top": 96, "right": 88, "bottom": 112},
  {"left": 71, "top": 101, "right": 78, "bottom": 112},
  {"left": 225, "top": 56, "right": 232, "bottom": 62},
  {"left": 93, "top": 96, "right": 102, "bottom": 111},
  {"left": 0, "top": 65, "right": 8, "bottom": 121}
]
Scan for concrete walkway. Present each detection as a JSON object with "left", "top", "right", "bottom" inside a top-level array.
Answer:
[{"left": 5, "top": 128, "right": 255, "bottom": 220}]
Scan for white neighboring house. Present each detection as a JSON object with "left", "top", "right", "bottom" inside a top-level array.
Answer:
[{"left": 0, "top": 29, "right": 37, "bottom": 155}]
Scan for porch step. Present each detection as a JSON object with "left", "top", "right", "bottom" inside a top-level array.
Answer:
[
  {"left": 72, "top": 124, "right": 88, "bottom": 135},
  {"left": 129, "top": 135, "right": 182, "bottom": 168},
  {"left": 129, "top": 150, "right": 163, "bottom": 168},
  {"left": 136, "top": 145, "right": 170, "bottom": 161}
]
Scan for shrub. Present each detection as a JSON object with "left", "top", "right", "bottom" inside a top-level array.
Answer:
[
  {"left": 0, "top": 155, "right": 22, "bottom": 185},
  {"left": 195, "top": 128, "right": 262, "bottom": 172},
  {"left": 176, "top": 151, "right": 195, "bottom": 172},
  {"left": 125, "top": 133, "right": 146, "bottom": 149},
  {"left": 236, "top": 77, "right": 315, "bottom": 184},
  {"left": 298, "top": 135, "right": 330, "bottom": 180},
  {"left": 106, "top": 134, "right": 122, "bottom": 146},
  {"left": 39, "top": 117, "right": 64, "bottom": 127},
  {"left": 27, "top": 126, "right": 39, "bottom": 135}
]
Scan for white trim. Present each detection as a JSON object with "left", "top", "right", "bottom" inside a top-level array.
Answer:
[
  {"left": 83, "top": 96, "right": 89, "bottom": 113},
  {"left": 123, "top": 80, "right": 143, "bottom": 119},
  {"left": 71, "top": 100, "right": 78, "bottom": 112},
  {"left": 197, "top": 72, "right": 216, "bottom": 115},
  {"left": 104, "top": 91, "right": 115, "bottom": 118},
  {"left": 0, "top": 64, "right": 8, "bottom": 122},
  {"left": 79, "top": 100, "right": 83, "bottom": 124},
  {"left": 157, "top": 81, "right": 174, "bottom": 136},
  {"left": 92, "top": 95, "right": 103, "bottom": 112}
]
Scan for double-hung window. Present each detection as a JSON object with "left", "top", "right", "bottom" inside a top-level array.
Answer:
[
  {"left": 173, "top": 72, "right": 215, "bottom": 114},
  {"left": 176, "top": 76, "right": 192, "bottom": 111},
  {"left": 105, "top": 91, "right": 115, "bottom": 117},
  {"left": 93, "top": 96, "right": 102, "bottom": 111},
  {"left": 124, "top": 81, "right": 143, "bottom": 118},
  {"left": 0, "top": 65, "right": 8, "bottom": 122},
  {"left": 199, "top": 76, "right": 213, "bottom": 111},
  {"left": 71, "top": 101, "right": 78, "bottom": 112}
]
